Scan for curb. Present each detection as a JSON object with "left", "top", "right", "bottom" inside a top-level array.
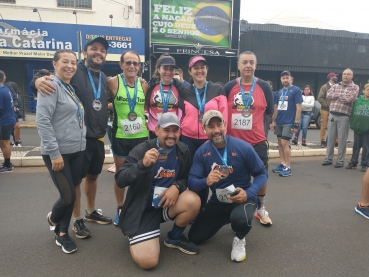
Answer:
[{"left": 10, "top": 150, "right": 354, "bottom": 167}]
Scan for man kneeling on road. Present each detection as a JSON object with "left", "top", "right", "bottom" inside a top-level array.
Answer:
[
  {"left": 115, "top": 113, "right": 200, "bottom": 269},
  {"left": 187, "top": 110, "right": 268, "bottom": 262}
]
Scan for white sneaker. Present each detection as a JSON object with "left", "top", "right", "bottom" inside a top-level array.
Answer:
[
  {"left": 13, "top": 144, "right": 22, "bottom": 147},
  {"left": 231, "top": 237, "right": 246, "bottom": 262}
]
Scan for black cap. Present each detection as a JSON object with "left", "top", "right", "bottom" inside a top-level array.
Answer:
[
  {"left": 157, "top": 56, "right": 177, "bottom": 68},
  {"left": 84, "top": 36, "right": 109, "bottom": 51}
]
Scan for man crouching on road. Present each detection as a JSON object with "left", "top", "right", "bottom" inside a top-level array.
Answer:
[
  {"left": 187, "top": 110, "right": 268, "bottom": 262},
  {"left": 115, "top": 113, "right": 200, "bottom": 269}
]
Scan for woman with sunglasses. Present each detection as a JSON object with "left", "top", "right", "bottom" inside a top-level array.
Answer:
[
  {"left": 181, "top": 56, "right": 228, "bottom": 208},
  {"left": 36, "top": 49, "right": 86, "bottom": 254},
  {"left": 146, "top": 55, "right": 186, "bottom": 139}
]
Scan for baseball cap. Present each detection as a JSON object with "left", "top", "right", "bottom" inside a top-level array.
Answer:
[
  {"left": 157, "top": 56, "right": 177, "bottom": 68},
  {"left": 202, "top": 110, "right": 224, "bottom": 126},
  {"left": 327, "top": 72, "right": 338, "bottom": 80},
  {"left": 189, "top": 56, "right": 207, "bottom": 68},
  {"left": 157, "top": 113, "right": 180, "bottom": 128},
  {"left": 281, "top": 70, "right": 291, "bottom": 77},
  {"left": 84, "top": 36, "right": 109, "bottom": 51}
]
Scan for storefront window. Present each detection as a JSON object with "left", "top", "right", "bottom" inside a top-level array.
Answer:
[{"left": 57, "top": 0, "right": 92, "bottom": 9}]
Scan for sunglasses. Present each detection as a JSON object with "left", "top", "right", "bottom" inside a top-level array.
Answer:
[{"left": 125, "top": 61, "right": 139, "bottom": 66}]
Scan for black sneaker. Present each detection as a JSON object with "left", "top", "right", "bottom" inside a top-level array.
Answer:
[
  {"left": 334, "top": 163, "right": 343, "bottom": 168},
  {"left": 292, "top": 138, "right": 298, "bottom": 145},
  {"left": 85, "top": 210, "right": 112, "bottom": 225},
  {"left": 321, "top": 141, "right": 326, "bottom": 148},
  {"left": 164, "top": 232, "right": 199, "bottom": 255},
  {"left": 361, "top": 165, "right": 368, "bottom": 172},
  {"left": 73, "top": 219, "right": 91, "bottom": 239},
  {"left": 55, "top": 233, "right": 77, "bottom": 254},
  {"left": 0, "top": 163, "right": 13, "bottom": 173},
  {"left": 346, "top": 162, "right": 357, "bottom": 169}
]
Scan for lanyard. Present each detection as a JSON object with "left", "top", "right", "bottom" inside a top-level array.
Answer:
[
  {"left": 121, "top": 74, "right": 138, "bottom": 112},
  {"left": 238, "top": 77, "right": 256, "bottom": 109},
  {"left": 280, "top": 86, "right": 290, "bottom": 105},
  {"left": 159, "top": 81, "right": 173, "bottom": 113},
  {"left": 211, "top": 136, "right": 228, "bottom": 166},
  {"left": 85, "top": 65, "right": 102, "bottom": 100},
  {"left": 194, "top": 81, "right": 208, "bottom": 114},
  {"left": 156, "top": 139, "right": 174, "bottom": 155},
  {"left": 55, "top": 76, "right": 84, "bottom": 127}
]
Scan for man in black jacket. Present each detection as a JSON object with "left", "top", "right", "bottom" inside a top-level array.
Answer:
[
  {"left": 115, "top": 113, "right": 200, "bottom": 269},
  {"left": 33, "top": 36, "right": 112, "bottom": 239}
]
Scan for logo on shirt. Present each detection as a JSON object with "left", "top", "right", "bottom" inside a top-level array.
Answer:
[
  {"left": 232, "top": 152, "right": 237, "bottom": 156},
  {"left": 203, "top": 152, "right": 212, "bottom": 157},
  {"left": 232, "top": 91, "right": 255, "bottom": 111},
  {"left": 152, "top": 89, "right": 178, "bottom": 110},
  {"left": 154, "top": 167, "right": 176, "bottom": 179}
]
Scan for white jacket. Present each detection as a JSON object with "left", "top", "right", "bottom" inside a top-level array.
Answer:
[{"left": 302, "top": 95, "right": 315, "bottom": 111}]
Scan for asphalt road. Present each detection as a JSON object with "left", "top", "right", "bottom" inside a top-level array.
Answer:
[
  {"left": 0, "top": 156, "right": 368, "bottom": 277},
  {"left": 17, "top": 127, "right": 355, "bottom": 147}
]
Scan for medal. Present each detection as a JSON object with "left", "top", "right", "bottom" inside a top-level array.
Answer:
[
  {"left": 218, "top": 165, "right": 230, "bottom": 179},
  {"left": 128, "top": 111, "right": 137, "bottom": 121},
  {"left": 242, "top": 108, "right": 251, "bottom": 117},
  {"left": 92, "top": 99, "right": 102, "bottom": 111},
  {"left": 198, "top": 113, "right": 204, "bottom": 123},
  {"left": 158, "top": 149, "right": 168, "bottom": 162},
  {"left": 280, "top": 103, "right": 285, "bottom": 109}
]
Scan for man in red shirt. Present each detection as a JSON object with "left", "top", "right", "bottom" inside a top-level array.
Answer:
[{"left": 224, "top": 51, "right": 274, "bottom": 225}]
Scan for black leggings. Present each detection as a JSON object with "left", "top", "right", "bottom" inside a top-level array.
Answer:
[
  {"left": 42, "top": 151, "right": 84, "bottom": 233},
  {"left": 188, "top": 199, "right": 257, "bottom": 244}
]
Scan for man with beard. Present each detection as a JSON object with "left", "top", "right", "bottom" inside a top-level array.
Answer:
[
  {"left": 270, "top": 71, "right": 302, "bottom": 177},
  {"left": 34, "top": 36, "right": 112, "bottom": 239},
  {"left": 115, "top": 113, "right": 200, "bottom": 269},
  {"left": 188, "top": 110, "right": 267, "bottom": 262}
]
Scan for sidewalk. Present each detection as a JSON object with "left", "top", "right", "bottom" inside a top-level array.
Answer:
[{"left": 13, "top": 117, "right": 353, "bottom": 167}]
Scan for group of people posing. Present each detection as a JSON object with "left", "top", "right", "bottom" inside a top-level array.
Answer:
[{"left": 29, "top": 35, "right": 367, "bottom": 269}]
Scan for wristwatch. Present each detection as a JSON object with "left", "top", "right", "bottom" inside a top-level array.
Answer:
[{"left": 172, "top": 183, "right": 181, "bottom": 192}]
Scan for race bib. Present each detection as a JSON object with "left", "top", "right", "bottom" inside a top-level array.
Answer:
[
  {"left": 278, "top": 100, "right": 288, "bottom": 110},
  {"left": 216, "top": 184, "right": 236, "bottom": 203},
  {"left": 231, "top": 113, "right": 253, "bottom": 130},
  {"left": 152, "top": 186, "right": 167, "bottom": 206},
  {"left": 120, "top": 117, "right": 143, "bottom": 135}
]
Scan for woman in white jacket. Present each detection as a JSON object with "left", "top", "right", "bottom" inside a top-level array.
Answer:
[{"left": 292, "top": 85, "right": 315, "bottom": 146}]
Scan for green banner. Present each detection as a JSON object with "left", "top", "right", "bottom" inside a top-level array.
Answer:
[{"left": 151, "top": 0, "right": 232, "bottom": 47}]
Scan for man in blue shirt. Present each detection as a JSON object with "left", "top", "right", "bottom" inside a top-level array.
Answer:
[
  {"left": 0, "top": 70, "right": 16, "bottom": 173},
  {"left": 188, "top": 110, "right": 268, "bottom": 262},
  {"left": 270, "top": 71, "right": 302, "bottom": 177}
]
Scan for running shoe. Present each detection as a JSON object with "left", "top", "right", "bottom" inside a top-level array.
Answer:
[
  {"left": 291, "top": 137, "right": 298, "bottom": 145},
  {"left": 321, "top": 141, "right": 326, "bottom": 148},
  {"left": 73, "top": 219, "right": 91, "bottom": 239},
  {"left": 361, "top": 165, "right": 368, "bottom": 172},
  {"left": 114, "top": 208, "right": 121, "bottom": 226},
  {"left": 164, "top": 232, "right": 198, "bottom": 255},
  {"left": 0, "top": 163, "right": 13, "bottom": 173},
  {"left": 355, "top": 203, "right": 369, "bottom": 219},
  {"left": 254, "top": 207, "right": 272, "bottom": 225},
  {"left": 346, "top": 162, "right": 357, "bottom": 169},
  {"left": 279, "top": 167, "right": 292, "bottom": 177},
  {"left": 85, "top": 210, "right": 112, "bottom": 225},
  {"left": 302, "top": 139, "right": 307, "bottom": 146},
  {"left": 13, "top": 144, "right": 22, "bottom": 147},
  {"left": 272, "top": 164, "right": 284, "bottom": 173},
  {"left": 55, "top": 232, "right": 77, "bottom": 254},
  {"left": 231, "top": 237, "right": 246, "bottom": 262}
]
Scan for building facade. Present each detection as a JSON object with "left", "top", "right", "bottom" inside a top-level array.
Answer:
[{"left": 0, "top": 0, "right": 144, "bottom": 114}]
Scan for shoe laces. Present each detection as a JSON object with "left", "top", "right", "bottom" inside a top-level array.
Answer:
[
  {"left": 75, "top": 219, "right": 86, "bottom": 229},
  {"left": 258, "top": 208, "right": 269, "bottom": 217},
  {"left": 233, "top": 237, "right": 245, "bottom": 252},
  {"left": 60, "top": 233, "right": 74, "bottom": 244}
]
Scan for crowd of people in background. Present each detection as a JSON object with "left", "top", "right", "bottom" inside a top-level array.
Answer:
[{"left": 1, "top": 35, "right": 369, "bottom": 269}]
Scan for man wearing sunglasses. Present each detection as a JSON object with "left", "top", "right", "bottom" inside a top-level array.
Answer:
[
  {"left": 115, "top": 113, "right": 200, "bottom": 269},
  {"left": 107, "top": 50, "right": 149, "bottom": 226}
]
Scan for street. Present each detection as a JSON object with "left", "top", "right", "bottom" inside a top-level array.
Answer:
[{"left": 0, "top": 156, "right": 368, "bottom": 277}]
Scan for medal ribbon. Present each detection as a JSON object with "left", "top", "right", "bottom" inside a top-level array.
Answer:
[
  {"left": 280, "top": 86, "right": 290, "bottom": 105},
  {"left": 121, "top": 74, "right": 138, "bottom": 113},
  {"left": 238, "top": 77, "right": 256, "bottom": 109},
  {"left": 85, "top": 65, "right": 102, "bottom": 101},
  {"left": 156, "top": 138, "right": 175, "bottom": 156},
  {"left": 159, "top": 80, "right": 173, "bottom": 113},
  {"left": 194, "top": 81, "right": 208, "bottom": 114},
  {"left": 55, "top": 76, "right": 84, "bottom": 128},
  {"left": 211, "top": 136, "right": 228, "bottom": 166}
]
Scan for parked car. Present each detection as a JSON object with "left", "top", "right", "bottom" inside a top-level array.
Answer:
[{"left": 310, "top": 100, "right": 321, "bottom": 129}]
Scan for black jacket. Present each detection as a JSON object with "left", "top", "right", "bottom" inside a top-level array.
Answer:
[
  {"left": 71, "top": 62, "right": 108, "bottom": 139},
  {"left": 115, "top": 139, "right": 191, "bottom": 237}
]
